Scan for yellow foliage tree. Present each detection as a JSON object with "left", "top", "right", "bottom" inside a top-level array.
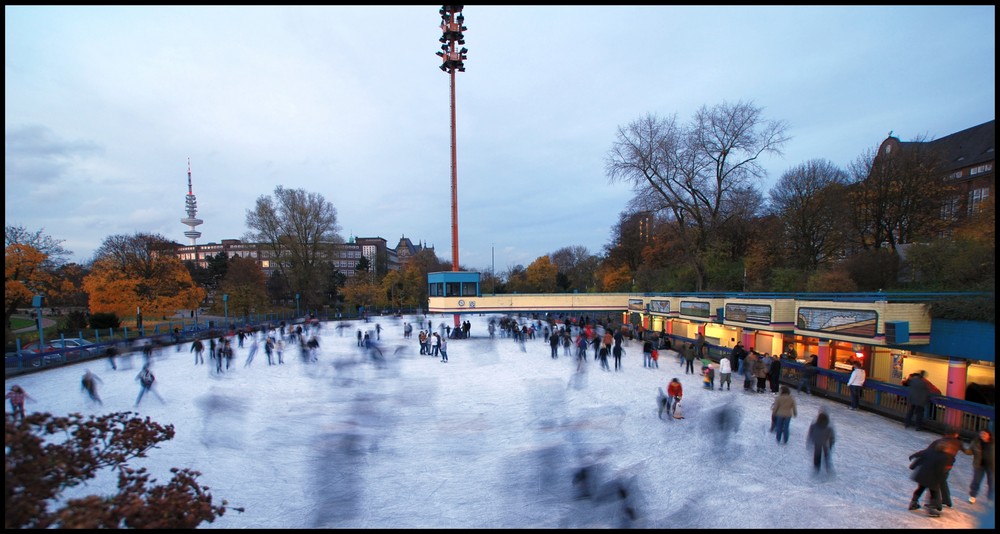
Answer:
[
  {"left": 598, "top": 264, "right": 633, "bottom": 292},
  {"left": 341, "top": 274, "right": 384, "bottom": 315},
  {"left": 83, "top": 256, "right": 205, "bottom": 320},
  {"left": 219, "top": 256, "right": 268, "bottom": 319},
  {"left": 525, "top": 255, "right": 558, "bottom": 293},
  {"left": 5, "top": 244, "right": 74, "bottom": 332}
]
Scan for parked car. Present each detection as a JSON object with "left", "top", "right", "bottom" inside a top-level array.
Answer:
[{"left": 40, "top": 337, "right": 98, "bottom": 362}]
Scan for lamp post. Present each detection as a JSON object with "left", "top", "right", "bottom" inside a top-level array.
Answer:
[
  {"left": 296, "top": 293, "right": 300, "bottom": 317},
  {"left": 437, "top": 5, "right": 468, "bottom": 329},
  {"left": 32, "top": 295, "right": 45, "bottom": 349},
  {"left": 437, "top": 5, "right": 467, "bottom": 273},
  {"left": 223, "top": 294, "right": 229, "bottom": 326}
]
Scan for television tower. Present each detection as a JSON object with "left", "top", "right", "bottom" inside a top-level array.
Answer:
[{"left": 181, "top": 158, "right": 203, "bottom": 245}]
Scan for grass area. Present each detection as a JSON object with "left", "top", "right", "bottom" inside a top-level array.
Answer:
[{"left": 10, "top": 317, "right": 35, "bottom": 330}]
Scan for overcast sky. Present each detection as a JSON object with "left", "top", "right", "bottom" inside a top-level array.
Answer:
[{"left": 5, "top": 5, "right": 996, "bottom": 272}]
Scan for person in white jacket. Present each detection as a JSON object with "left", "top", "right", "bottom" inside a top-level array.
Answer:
[
  {"left": 847, "top": 361, "right": 866, "bottom": 410},
  {"left": 718, "top": 355, "right": 733, "bottom": 391}
]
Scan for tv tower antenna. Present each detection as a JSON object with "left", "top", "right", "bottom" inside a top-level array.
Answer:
[{"left": 181, "top": 158, "right": 203, "bottom": 245}]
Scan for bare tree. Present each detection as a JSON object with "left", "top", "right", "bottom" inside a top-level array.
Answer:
[
  {"left": 769, "top": 159, "right": 851, "bottom": 270},
  {"left": 5, "top": 224, "right": 71, "bottom": 266},
  {"left": 847, "top": 139, "right": 953, "bottom": 252},
  {"left": 549, "top": 245, "right": 600, "bottom": 292},
  {"left": 606, "top": 100, "right": 789, "bottom": 290},
  {"left": 245, "top": 186, "right": 342, "bottom": 309}
]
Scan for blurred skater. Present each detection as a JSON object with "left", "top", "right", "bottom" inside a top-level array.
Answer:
[
  {"left": 909, "top": 428, "right": 962, "bottom": 514},
  {"left": 244, "top": 335, "right": 260, "bottom": 367},
  {"left": 105, "top": 343, "right": 119, "bottom": 370},
  {"left": 908, "top": 438, "right": 957, "bottom": 516},
  {"left": 191, "top": 338, "right": 205, "bottom": 365},
  {"left": 6, "top": 384, "right": 34, "bottom": 423},
  {"left": 135, "top": 364, "right": 164, "bottom": 406},
  {"left": 806, "top": 410, "right": 835, "bottom": 474},
  {"left": 961, "top": 429, "right": 994, "bottom": 504},
  {"left": 771, "top": 386, "right": 797, "bottom": 444},
  {"left": 81, "top": 369, "right": 103, "bottom": 405}
]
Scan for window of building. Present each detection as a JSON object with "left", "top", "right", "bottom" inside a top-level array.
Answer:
[
  {"left": 968, "top": 187, "right": 989, "bottom": 214},
  {"left": 461, "top": 282, "right": 478, "bottom": 296},
  {"left": 940, "top": 196, "right": 960, "bottom": 220},
  {"left": 970, "top": 163, "right": 993, "bottom": 176}
]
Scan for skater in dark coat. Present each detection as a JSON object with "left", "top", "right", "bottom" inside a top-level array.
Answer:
[
  {"left": 961, "top": 429, "right": 994, "bottom": 503},
  {"left": 908, "top": 441, "right": 954, "bottom": 516},
  {"left": 81, "top": 369, "right": 103, "bottom": 405},
  {"left": 806, "top": 410, "right": 835, "bottom": 473}
]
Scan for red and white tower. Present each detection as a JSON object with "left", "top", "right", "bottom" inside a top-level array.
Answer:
[{"left": 181, "top": 158, "right": 203, "bottom": 245}]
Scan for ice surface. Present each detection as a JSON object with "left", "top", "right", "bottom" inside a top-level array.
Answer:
[{"left": 6, "top": 314, "right": 993, "bottom": 529}]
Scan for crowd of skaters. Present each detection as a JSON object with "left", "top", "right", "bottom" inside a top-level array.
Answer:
[{"left": 6, "top": 311, "right": 993, "bottom": 524}]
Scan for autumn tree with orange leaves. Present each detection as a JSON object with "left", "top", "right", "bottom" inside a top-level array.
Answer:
[
  {"left": 82, "top": 233, "right": 205, "bottom": 321},
  {"left": 5, "top": 243, "right": 74, "bottom": 339}
]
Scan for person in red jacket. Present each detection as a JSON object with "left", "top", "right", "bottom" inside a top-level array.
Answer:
[{"left": 664, "top": 378, "right": 683, "bottom": 418}]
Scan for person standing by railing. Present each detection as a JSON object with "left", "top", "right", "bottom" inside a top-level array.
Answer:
[
  {"left": 797, "top": 354, "right": 819, "bottom": 395},
  {"left": 847, "top": 361, "right": 866, "bottom": 411},
  {"left": 903, "top": 370, "right": 931, "bottom": 431}
]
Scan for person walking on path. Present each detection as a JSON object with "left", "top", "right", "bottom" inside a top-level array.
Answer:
[
  {"left": 806, "top": 410, "right": 835, "bottom": 473},
  {"left": 903, "top": 370, "right": 932, "bottom": 430},
  {"left": 847, "top": 361, "right": 866, "bottom": 410},
  {"left": 81, "top": 369, "right": 103, "bottom": 405},
  {"left": 6, "top": 384, "right": 34, "bottom": 423},
  {"left": 771, "top": 385, "right": 797, "bottom": 444},
  {"left": 960, "top": 429, "right": 994, "bottom": 504}
]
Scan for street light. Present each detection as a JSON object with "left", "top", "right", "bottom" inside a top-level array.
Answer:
[
  {"left": 437, "top": 4, "right": 468, "bottom": 330},
  {"left": 223, "top": 294, "right": 229, "bottom": 326},
  {"left": 32, "top": 295, "right": 45, "bottom": 349},
  {"left": 436, "top": 4, "right": 467, "bottom": 274},
  {"left": 296, "top": 293, "right": 300, "bottom": 317}
]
